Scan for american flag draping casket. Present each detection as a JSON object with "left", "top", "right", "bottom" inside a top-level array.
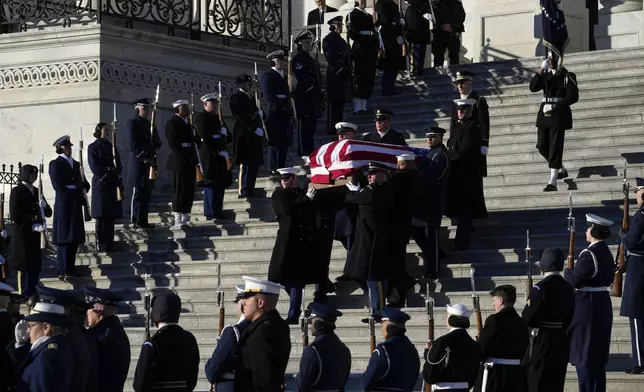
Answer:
[{"left": 308, "top": 139, "right": 429, "bottom": 184}]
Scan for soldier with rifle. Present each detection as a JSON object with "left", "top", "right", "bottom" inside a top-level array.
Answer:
[
  {"left": 9, "top": 164, "right": 52, "bottom": 299},
  {"left": 613, "top": 160, "right": 628, "bottom": 297},
  {"left": 423, "top": 285, "right": 434, "bottom": 392},
  {"left": 470, "top": 268, "right": 483, "bottom": 339},
  {"left": 619, "top": 177, "right": 644, "bottom": 375},
  {"left": 323, "top": 16, "right": 352, "bottom": 135},
  {"left": 127, "top": 96, "right": 163, "bottom": 229},
  {"left": 565, "top": 214, "right": 614, "bottom": 392},
  {"left": 49, "top": 135, "right": 90, "bottom": 281}
]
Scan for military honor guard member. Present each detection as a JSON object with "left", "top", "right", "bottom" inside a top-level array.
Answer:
[
  {"left": 450, "top": 71, "right": 490, "bottom": 177},
  {"left": 375, "top": 0, "right": 406, "bottom": 96},
  {"left": 445, "top": 98, "right": 488, "bottom": 251},
  {"left": 261, "top": 50, "right": 292, "bottom": 175},
  {"left": 346, "top": 0, "right": 379, "bottom": 114},
  {"left": 423, "top": 304, "right": 481, "bottom": 392},
  {"left": 230, "top": 74, "right": 265, "bottom": 199},
  {"left": 431, "top": 0, "right": 456, "bottom": 67},
  {"left": 529, "top": 53, "right": 579, "bottom": 191},
  {"left": 85, "top": 286, "right": 131, "bottom": 392},
  {"left": 9, "top": 164, "right": 52, "bottom": 299},
  {"left": 292, "top": 30, "right": 322, "bottom": 156},
  {"left": 323, "top": 16, "right": 353, "bottom": 135},
  {"left": 449, "top": 0, "right": 466, "bottom": 65},
  {"left": 133, "top": 292, "right": 200, "bottom": 392},
  {"left": 234, "top": 276, "right": 291, "bottom": 392},
  {"left": 403, "top": 0, "right": 432, "bottom": 76},
  {"left": 474, "top": 285, "right": 529, "bottom": 392},
  {"left": 363, "top": 109, "right": 407, "bottom": 145},
  {"left": 205, "top": 284, "right": 251, "bottom": 392},
  {"left": 565, "top": 214, "right": 614, "bottom": 392},
  {"left": 166, "top": 99, "right": 200, "bottom": 228},
  {"left": 49, "top": 135, "right": 90, "bottom": 281},
  {"left": 88, "top": 122, "right": 123, "bottom": 252},
  {"left": 521, "top": 247, "right": 575, "bottom": 392},
  {"left": 620, "top": 177, "right": 644, "bottom": 375},
  {"left": 195, "top": 93, "right": 233, "bottom": 221},
  {"left": 127, "top": 98, "right": 163, "bottom": 229},
  {"left": 295, "top": 302, "right": 352, "bottom": 392}
]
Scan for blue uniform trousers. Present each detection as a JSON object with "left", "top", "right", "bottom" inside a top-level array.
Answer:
[
  {"left": 381, "top": 68, "right": 398, "bottom": 96},
  {"left": 204, "top": 186, "right": 225, "bottom": 218},
  {"left": 238, "top": 164, "right": 258, "bottom": 197},
  {"left": 576, "top": 365, "right": 606, "bottom": 392},
  {"left": 56, "top": 243, "right": 79, "bottom": 275},
  {"left": 131, "top": 185, "right": 152, "bottom": 225},
  {"left": 285, "top": 284, "right": 329, "bottom": 319},
  {"left": 359, "top": 280, "right": 385, "bottom": 317},
  {"left": 410, "top": 43, "right": 427, "bottom": 76},
  {"left": 18, "top": 270, "right": 40, "bottom": 300},
  {"left": 268, "top": 146, "right": 288, "bottom": 172},
  {"left": 630, "top": 318, "right": 644, "bottom": 367},
  {"left": 95, "top": 218, "right": 115, "bottom": 250}
]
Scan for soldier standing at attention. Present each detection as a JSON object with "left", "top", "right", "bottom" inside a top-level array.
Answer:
[
  {"left": 346, "top": 0, "right": 379, "bottom": 115},
  {"left": 404, "top": 0, "right": 432, "bottom": 76},
  {"left": 127, "top": 98, "right": 162, "bottom": 229},
  {"left": 521, "top": 247, "right": 575, "bottom": 392},
  {"left": 363, "top": 109, "right": 407, "bottom": 145},
  {"left": 323, "top": 16, "right": 352, "bottom": 135},
  {"left": 295, "top": 303, "right": 352, "bottom": 392},
  {"left": 292, "top": 30, "right": 322, "bottom": 156},
  {"left": 375, "top": 0, "right": 406, "bottom": 96}
]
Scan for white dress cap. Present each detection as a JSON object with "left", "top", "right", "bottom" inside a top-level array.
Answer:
[
  {"left": 200, "top": 93, "right": 219, "bottom": 102},
  {"left": 335, "top": 122, "right": 358, "bottom": 131},
  {"left": 241, "top": 276, "right": 284, "bottom": 296},
  {"left": 586, "top": 214, "right": 613, "bottom": 227},
  {"left": 454, "top": 98, "right": 477, "bottom": 107},
  {"left": 172, "top": 100, "right": 189, "bottom": 108},
  {"left": 396, "top": 153, "right": 415, "bottom": 162},
  {"left": 277, "top": 167, "right": 301, "bottom": 176},
  {"left": 446, "top": 303, "right": 472, "bottom": 318}
]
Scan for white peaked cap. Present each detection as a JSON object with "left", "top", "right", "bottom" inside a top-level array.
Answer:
[
  {"left": 241, "top": 276, "right": 284, "bottom": 295},
  {"left": 277, "top": 167, "right": 301, "bottom": 176},
  {"left": 446, "top": 303, "right": 472, "bottom": 318},
  {"left": 172, "top": 100, "right": 189, "bottom": 108},
  {"left": 396, "top": 153, "right": 415, "bottom": 162},
  {"left": 200, "top": 93, "right": 219, "bottom": 102},
  {"left": 454, "top": 98, "right": 476, "bottom": 107},
  {"left": 586, "top": 214, "right": 613, "bottom": 227},
  {"left": 335, "top": 122, "right": 358, "bottom": 131}
]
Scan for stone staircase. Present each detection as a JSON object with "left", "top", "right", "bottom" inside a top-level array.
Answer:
[{"left": 13, "top": 46, "right": 644, "bottom": 391}]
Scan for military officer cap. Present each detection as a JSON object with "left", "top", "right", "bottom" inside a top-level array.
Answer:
[
  {"left": 0, "top": 282, "right": 15, "bottom": 297},
  {"left": 374, "top": 109, "right": 394, "bottom": 121},
  {"left": 586, "top": 214, "right": 613, "bottom": 228},
  {"left": 328, "top": 15, "right": 343, "bottom": 25},
  {"left": 454, "top": 71, "right": 474, "bottom": 82},
  {"left": 238, "top": 276, "right": 284, "bottom": 299},
  {"left": 200, "top": 93, "right": 219, "bottom": 102},
  {"left": 425, "top": 127, "right": 447, "bottom": 136},
  {"left": 37, "top": 285, "right": 89, "bottom": 310},
  {"left": 489, "top": 285, "right": 517, "bottom": 304},
  {"left": 172, "top": 100, "right": 189, "bottom": 108},
  {"left": 277, "top": 167, "right": 304, "bottom": 179},
  {"left": 85, "top": 286, "right": 122, "bottom": 306},
  {"left": 380, "top": 306, "right": 411, "bottom": 324},
  {"left": 24, "top": 301, "right": 68, "bottom": 326},
  {"left": 447, "top": 303, "right": 472, "bottom": 318},
  {"left": 308, "top": 302, "right": 343, "bottom": 322},
  {"left": 366, "top": 161, "right": 390, "bottom": 174},
  {"left": 396, "top": 153, "right": 415, "bottom": 162},
  {"left": 539, "top": 247, "right": 565, "bottom": 272},
  {"left": 635, "top": 177, "right": 644, "bottom": 192},
  {"left": 151, "top": 292, "right": 181, "bottom": 324},
  {"left": 133, "top": 98, "right": 152, "bottom": 108},
  {"left": 53, "top": 135, "right": 73, "bottom": 148},
  {"left": 236, "top": 74, "right": 252, "bottom": 85},
  {"left": 294, "top": 30, "right": 313, "bottom": 43},
  {"left": 266, "top": 49, "right": 287, "bottom": 61},
  {"left": 234, "top": 284, "right": 246, "bottom": 303},
  {"left": 335, "top": 122, "right": 358, "bottom": 134},
  {"left": 454, "top": 98, "right": 476, "bottom": 107},
  {"left": 19, "top": 164, "right": 38, "bottom": 182}
]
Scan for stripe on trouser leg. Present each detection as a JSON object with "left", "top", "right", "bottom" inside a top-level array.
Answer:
[
  {"left": 636, "top": 318, "right": 642, "bottom": 366},
  {"left": 17, "top": 271, "right": 22, "bottom": 295},
  {"left": 238, "top": 164, "right": 243, "bottom": 195},
  {"left": 131, "top": 187, "right": 136, "bottom": 222}
]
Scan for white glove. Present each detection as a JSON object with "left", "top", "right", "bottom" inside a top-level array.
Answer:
[
  {"left": 39, "top": 199, "right": 47, "bottom": 209},
  {"left": 255, "top": 128, "right": 265, "bottom": 137},
  {"left": 15, "top": 320, "right": 30, "bottom": 347},
  {"left": 396, "top": 36, "right": 404, "bottom": 46},
  {"left": 346, "top": 182, "right": 361, "bottom": 192},
  {"left": 218, "top": 151, "right": 230, "bottom": 160},
  {"left": 541, "top": 59, "right": 549, "bottom": 71},
  {"left": 480, "top": 146, "right": 488, "bottom": 155},
  {"left": 399, "top": 18, "right": 405, "bottom": 26},
  {"left": 0, "top": 229, "right": 6, "bottom": 239},
  {"left": 0, "top": 254, "right": 6, "bottom": 265},
  {"left": 220, "top": 127, "right": 228, "bottom": 136},
  {"left": 423, "top": 13, "right": 434, "bottom": 22},
  {"left": 542, "top": 104, "right": 553, "bottom": 114},
  {"left": 32, "top": 224, "right": 45, "bottom": 233},
  {"left": 257, "top": 108, "right": 264, "bottom": 117},
  {"left": 306, "top": 187, "right": 317, "bottom": 200}
]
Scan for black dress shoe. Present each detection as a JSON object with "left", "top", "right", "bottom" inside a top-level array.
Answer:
[
  {"left": 237, "top": 194, "right": 246, "bottom": 199},
  {"left": 557, "top": 169, "right": 569, "bottom": 179},
  {"left": 361, "top": 314, "right": 382, "bottom": 323},
  {"left": 335, "top": 274, "right": 352, "bottom": 282},
  {"left": 285, "top": 316, "right": 299, "bottom": 325},
  {"left": 626, "top": 366, "right": 644, "bottom": 374},
  {"left": 543, "top": 184, "right": 558, "bottom": 192}
]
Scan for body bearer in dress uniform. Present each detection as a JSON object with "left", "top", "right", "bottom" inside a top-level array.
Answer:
[
  {"left": 362, "top": 307, "right": 420, "bottom": 392},
  {"left": 133, "top": 292, "right": 200, "bottom": 392},
  {"left": 565, "top": 214, "right": 614, "bottom": 392},
  {"left": 529, "top": 53, "right": 579, "bottom": 191},
  {"left": 521, "top": 247, "right": 575, "bottom": 392},
  {"left": 234, "top": 276, "right": 291, "bottom": 392},
  {"left": 474, "top": 285, "right": 529, "bottom": 392},
  {"left": 346, "top": 0, "right": 379, "bottom": 115},
  {"left": 620, "top": 177, "right": 644, "bottom": 375},
  {"left": 295, "top": 302, "right": 352, "bottom": 392},
  {"left": 423, "top": 304, "right": 481, "bottom": 392},
  {"left": 363, "top": 109, "right": 407, "bottom": 145},
  {"left": 49, "top": 135, "right": 90, "bottom": 281},
  {"left": 323, "top": 16, "right": 352, "bottom": 135},
  {"left": 292, "top": 30, "right": 322, "bottom": 156}
]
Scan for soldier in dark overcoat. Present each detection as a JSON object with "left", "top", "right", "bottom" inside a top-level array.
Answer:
[
  {"left": 521, "top": 247, "right": 575, "bottom": 392},
  {"left": 85, "top": 287, "right": 131, "bottom": 392},
  {"left": 431, "top": 0, "right": 456, "bottom": 67},
  {"left": 375, "top": 0, "right": 405, "bottom": 96},
  {"left": 404, "top": 0, "right": 431, "bottom": 76},
  {"left": 474, "top": 285, "right": 529, "bottom": 392},
  {"left": 323, "top": 16, "right": 352, "bottom": 135},
  {"left": 363, "top": 109, "right": 407, "bottom": 145},
  {"left": 346, "top": 0, "right": 379, "bottom": 114},
  {"left": 260, "top": 50, "right": 292, "bottom": 175},
  {"left": 445, "top": 99, "right": 487, "bottom": 251},
  {"left": 564, "top": 214, "right": 614, "bottom": 392},
  {"left": 48, "top": 135, "right": 90, "bottom": 281},
  {"left": 295, "top": 303, "right": 351, "bottom": 392},
  {"left": 362, "top": 307, "right": 420, "bottom": 392},
  {"left": 230, "top": 74, "right": 264, "bottom": 198},
  {"left": 127, "top": 98, "right": 163, "bottom": 229},
  {"left": 620, "top": 178, "right": 644, "bottom": 375},
  {"left": 165, "top": 99, "right": 199, "bottom": 228},
  {"left": 9, "top": 164, "right": 52, "bottom": 299},
  {"left": 133, "top": 292, "right": 200, "bottom": 392},
  {"left": 88, "top": 122, "right": 123, "bottom": 252},
  {"left": 292, "top": 30, "right": 322, "bottom": 156},
  {"left": 195, "top": 93, "right": 233, "bottom": 220}
]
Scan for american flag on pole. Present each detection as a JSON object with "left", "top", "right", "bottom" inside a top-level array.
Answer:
[
  {"left": 308, "top": 139, "right": 429, "bottom": 184},
  {"left": 540, "top": 0, "right": 569, "bottom": 69}
]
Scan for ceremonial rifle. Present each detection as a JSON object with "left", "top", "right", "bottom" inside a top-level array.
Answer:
[
  {"left": 218, "top": 81, "right": 234, "bottom": 171},
  {"left": 148, "top": 85, "right": 160, "bottom": 180},
  {"left": 313, "top": 24, "right": 326, "bottom": 114},
  {"left": 367, "top": 292, "right": 376, "bottom": 352},
  {"left": 253, "top": 62, "right": 269, "bottom": 143},
  {"left": 216, "top": 259, "right": 225, "bottom": 337},
  {"left": 398, "top": 0, "right": 408, "bottom": 59},
  {"left": 189, "top": 93, "right": 206, "bottom": 184},
  {"left": 0, "top": 184, "right": 6, "bottom": 281},
  {"left": 526, "top": 229, "right": 533, "bottom": 301},
  {"left": 424, "top": 283, "right": 434, "bottom": 392},
  {"left": 567, "top": 193, "right": 575, "bottom": 270},
  {"left": 38, "top": 153, "right": 49, "bottom": 249},
  {"left": 300, "top": 288, "right": 309, "bottom": 347},
  {"left": 78, "top": 128, "right": 92, "bottom": 222},
  {"left": 470, "top": 268, "right": 482, "bottom": 339},
  {"left": 288, "top": 34, "right": 299, "bottom": 122},
  {"left": 144, "top": 273, "right": 151, "bottom": 340},
  {"left": 612, "top": 159, "right": 629, "bottom": 297},
  {"left": 112, "top": 104, "right": 124, "bottom": 202}
]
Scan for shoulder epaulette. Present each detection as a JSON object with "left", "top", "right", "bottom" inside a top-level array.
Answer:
[{"left": 47, "top": 343, "right": 57, "bottom": 350}]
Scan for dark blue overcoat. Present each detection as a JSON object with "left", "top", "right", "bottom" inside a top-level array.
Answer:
[
  {"left": 126, "top": 115, "right": 162, "bottom": 189},
  {"left": 19, "top": 334, "right": 73, "bottom": 392},
  {"left": 260, "top": 68, "right": 292, "bottom": 149},
  {"left": 205, "top": 319, "right": 250, "bottom": 392},
  {"left": 361, "top": 333, "right": 420, "bottom": 392},
  {"left": 88, "top": 138, "right": 123, "bottom": 219},
  {"left": 88, "top": 315, "right": 131, "bottom": 392},
  {"left": 295, "top": 331, "right": 351, "bottom": 392},
  {"left": 621, "top": 205, "right": 644, "bottom": 319},
  {"left": 49, "top": 156, "right": 90, "bottom": 245}
]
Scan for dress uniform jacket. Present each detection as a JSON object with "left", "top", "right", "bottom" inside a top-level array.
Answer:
[
  {"left": 323, "top": 31, "right": 352, "bottom": 104},
  {"left": 165, "top": 115, "right": 198, "bottom": 174},
  {"left": 417, "top": 144, "right": 449, "bottom": 226},
  {"left": 19, "top": 334, "right": 73, "bottom": 392},
  {"left": 127, "top": 115, "right": 162, "bottom": 188},
  {"left": 346, "top": 8, "right": 379, "bottom": 99},
  {"left": 521, "top": 274, "right": 575, "bottom": 392},
  {"left": 445, "top": 118, "right": 487, "bottom": 220},
  {"left": 295, "top": 330, "right": 352, "bottom": 392},
  {"left": 362, "top": 331, "right": 420, "bottom": 392},
  {"left": 620, "top": 204, "right": 644, "bottom": 319},
  {"left": 404, "top": 0, "right": 431, "bottom": 45},
  {"left": 234, "top": 309, "right": 291, "bottom": 392},
  {"left": 88, "top": 315, "right": 131, "bottom": 392},
  {"left": 528, "top": 68, "right": 579, "bottom": 131},
  {"left": 48, "top": 156, "right": 90, "bottom": 245},
  {"left": 260, "top": 69, "right": 292, "bottom": 149},
  {"left": 423, "top": 328, "right": 481, "bottom": 391},
  {"left": 195, "top": 111, "right": 233, "bottom": 189},
  {"left": 229, "top": 89, "right": 264, "bottom": 166},
  {"left": 344, "top": 183, "right": 395, "bottom": 282},
  {"left": 450, "top": 91, "right": 490, "bottom": 177},
  {"left": 292, "top": 50, "right": 322, "bottom": 121},
  {"left": 9, "top": 183, "right": 51, "bottom": 272},
  {"left": 66, "top": 322, "right": 94, "bottom": 392},
  {"left": 133, "top": 324, "right": 200, "bottom": 392},
  {"left": 363, "top": 129, "right": 407, "bottom": 145},
  {"left": 88, "top": 138, "right": 123, "bottom": 219},
  {"left": 474, "top": 307, "right": 529, "bottom": 392},
  {"left": 205, "top": 319, "right": 251, "bottom": 392},
  {"left": 564, "top": 241, "right": 614, "bottom": 367},
  {"left": 375, "top": 0, "right": 405, "bottom": 72},
  {"left": 269, "top": 188, "right": 326, "bottom": 286}
]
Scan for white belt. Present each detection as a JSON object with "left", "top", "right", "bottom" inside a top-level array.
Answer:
[
  {"left": 65, "top": 185, "right": 77, "bottom": 190},
  {"left": 542, "top": 97, "right": 562, "bottom": 103},
  {"left": 577, "top": 286, "right": 608, "bottom": 292},
  {"left": 432, "top": 382, "right": 468, "bottom": 390},
  {"left": 181, "top": 143, "right": 192, "bottom": 148},
  {"left": 359, "top": 30, "right": 374, "bottom": 35},
  {"left": 276, "top": 94, "right": 287, "bottom": 99},
  {"left": 485, "top": 357, "right": 521, "bottom": 365}
]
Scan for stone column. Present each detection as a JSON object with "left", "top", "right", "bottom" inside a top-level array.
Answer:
[
  {"left": 600, "top": 0, "right": 643, "bottom": 13},
  {"left": 596, "top": 0, "right": 644, "bottom": 49}
]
